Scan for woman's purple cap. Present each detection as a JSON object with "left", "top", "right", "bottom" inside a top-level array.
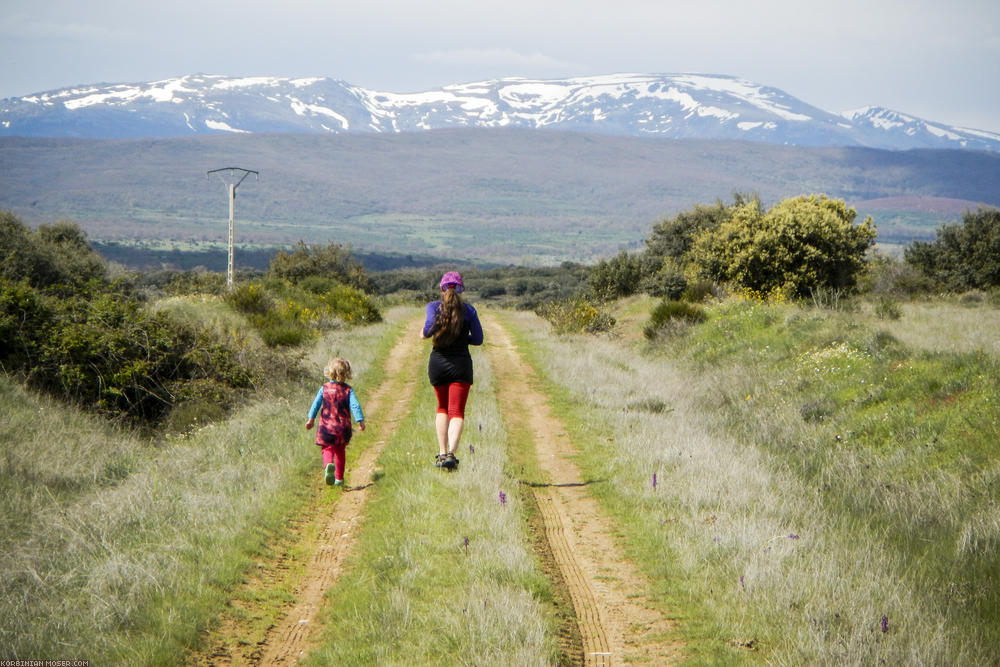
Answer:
[{"left": 440, "top": 271, "right": 465, "bottom": 293}]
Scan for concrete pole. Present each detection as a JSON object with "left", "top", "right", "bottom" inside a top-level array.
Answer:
[{"left": 228, "top": 183, "right": 235, "bottom": 290}]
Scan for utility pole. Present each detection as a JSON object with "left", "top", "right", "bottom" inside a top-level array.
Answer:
[{"left": 208, "top": 167, "right": 259, "bottom": 290}]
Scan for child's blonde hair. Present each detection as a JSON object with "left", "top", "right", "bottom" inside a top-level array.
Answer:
[{"left": 324, "top": 358, "right": 352, "bottom": 383}]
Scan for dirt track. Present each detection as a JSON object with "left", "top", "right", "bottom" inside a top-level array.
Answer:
[
  {"left": 486, "top": 316, "right": 680, "bottom": 666},
  {"left": 190, "top": 311, "right": 679, "bottom": 665},
  {"left": 190, "top": 320, "right": 424, "bottom": 665}
]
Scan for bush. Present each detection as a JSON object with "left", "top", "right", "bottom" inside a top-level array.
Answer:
[
  {"left": 268, "top": 241, "right": 373, "bottom": 292},
  {"left": 905, "top": 208, "right": 1000, "bottom": 291},
  {"left": 589, "top": 250, "right": 644, "bottom": 300},
  {"left": 681, "top": 279, "right": 717, "bottom": 303},
  {"left": 689, "top": 195, "right": 877, "bottom": 298},
  {"left": 873, "top": 296, "right": 903, "bottom": 320},
  {"left": 0, "top": 212, "right": 106, "bottom": 288},
  {"left": 538, "top": 298, "right": 616, "bottom": 335},
  {"left": 639, "top": 263, "right": 687, "bottom": 299},
  {"left": 223, "top": 279, "right": 381, "bottom": 347},
  {"left": 224, "top": 282, "right": 272, "bottom": 315},
  {"left": 857, "top": 252, "right": 934, "bottom": 297},
  {"left": 645, "top": 196, "right": 750, "bottom": 262},
  {"left": 643, "top": 299, "right": 708, "bottom": 339},
  {"left": 1, "top": 284, "right": 258, "bottom": 425},
  {"left": 0, "top": 212, "right": 294, "bottom": 428}
]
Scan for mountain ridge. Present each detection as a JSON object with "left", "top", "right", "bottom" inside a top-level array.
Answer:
[{"left": 3, "top": 72, "right": 998, "bottom": 152}]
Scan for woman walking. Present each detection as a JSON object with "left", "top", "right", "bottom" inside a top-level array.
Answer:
[{"left": 422, "top": 271, "right": 483, "bottom": 469}]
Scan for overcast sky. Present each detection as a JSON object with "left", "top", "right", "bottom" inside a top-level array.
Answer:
[{"left": 2, "top": 0, "right": 998, "bottom": 132}]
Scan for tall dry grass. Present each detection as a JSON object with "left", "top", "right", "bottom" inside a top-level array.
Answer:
[
  {"left": 0, "top": 306, "right": 404, "bottom": 663},
  {"left": 501, "top": 304, "right": 997, "bottom": 665}
]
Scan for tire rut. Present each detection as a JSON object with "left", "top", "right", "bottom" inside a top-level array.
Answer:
[{"left": 485, "top": 315, "right": 681, "bottom": 666}]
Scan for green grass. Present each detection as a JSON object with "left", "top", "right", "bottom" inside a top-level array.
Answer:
[
  {"left": 304, "top": 333, "right": 560, "bottom": 665},
  {"left": 0, "top": 306, "right": 405, "bottom": 663},
  {"left": 499, "top": 298, "right": 1000, "bottom": 664}
]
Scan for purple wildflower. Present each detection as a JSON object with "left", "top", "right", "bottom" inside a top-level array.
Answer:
[
  {"left": 739, "top": 575, "right": 745, "bottom": 590},
  {"left": 463, "top": 536, "right": 470, "bottom": 554},
  {"left": 788, "top": 533, "right": 800, "bottom": 540},
  {"left": 469, "top": 444, "right": 475, "bottom": 455},
  {"left": 881, "top": 615, "right": 889, "bottom": 633},
  {"left": 653, "top": 473, "right": 658, "bottom": 489},
  {"left": 499, "top": 491, "right": 507, "bottom": 506}
]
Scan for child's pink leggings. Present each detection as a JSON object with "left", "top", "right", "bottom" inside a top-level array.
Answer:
[{"left": 321, "top": 443, "right": 347, "bottom": 481}]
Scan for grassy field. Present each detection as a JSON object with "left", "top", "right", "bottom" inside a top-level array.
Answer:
[
  {"left": 0, "top": 298, "right": 400, "bottom": 664},
  {"left": 503, "top": 295, "right": 999, "bottom": 664},
  {"left": 3, "top": 287, "right": 998, "bottom": 664}
]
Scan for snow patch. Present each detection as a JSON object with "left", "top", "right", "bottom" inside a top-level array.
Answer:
[
  {"left": 205, "top": 119, "right": 249, "bottom": 133},
  {"left": 289, "top": 99, "right": 350, "bottom": 129},
  {"left": 925, "top": 124, "right": 961, "bottom": 140},
  {"left": 212, "top": 77, "right": 283, "bottom": 90}
]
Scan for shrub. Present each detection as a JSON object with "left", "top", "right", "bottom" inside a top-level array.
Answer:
[
  {"left": 643, "top": 299, "right": 708, "bottom": 339},
  {"left": 904, "top": 207, "right": 1000, "bottom": 291},
  {"left": 0, "top": 212, "right": 106, "bottom": 288},
  {"left": 224, "top": 282, "right": 272, "bottom": 315},
  {"left": 538, "top": 298, "right": 616, "bottom": 335},
  {"left": 644, "top": 195, "right": 751, "bottom": 262},
  {"left": 690, "top": 195, "right": 877, "bottom": 298},
  {"left": 873, "top": 296, "right": 903, "bottom": 320},
  {"left": 858, "top": 252, "right": 934, "bottom": 297},
  {"left": 223, "top": 279, "right": 381, "bottom": 347},
  {"left": 268, "top": 241, "right": 373, "bottom": 292},
  {"left": 681, "top": 279, "right": 716, "bottom": 303},
  {"left": 589, "top": 250, "right": 644, "bottom": 300},
  {"left": 1, "top": 285, "right": 257, "bottom": 425},
  {"left": 639, "top": 262, "right": 687, "bottom": 299}
]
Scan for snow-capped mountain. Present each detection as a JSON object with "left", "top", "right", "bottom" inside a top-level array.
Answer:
[{"left": 2, "top": 73, "right": 998, "bottom": 152}]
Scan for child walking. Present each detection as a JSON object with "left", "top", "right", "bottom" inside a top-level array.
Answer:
[{"left": 305, "top": 358, "right": 366, "bottom": 486}]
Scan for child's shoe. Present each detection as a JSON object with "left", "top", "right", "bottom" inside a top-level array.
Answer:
[
  {"left": 435, "top": 453, "right": 446, "bottom": 467},
  {"left": 324, "top": 463, "right": 336, "bottom": 485},
  {"left": 333, "top": 478, "right": 344, "bottom": 486}
]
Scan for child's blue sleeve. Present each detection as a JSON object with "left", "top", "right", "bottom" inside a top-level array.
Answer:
[
  {"left": 307, "top": 387, "right": 324, "bottom": 419},
  {"left": 349, "top": 389, "right": 365, "bottom": 423}
]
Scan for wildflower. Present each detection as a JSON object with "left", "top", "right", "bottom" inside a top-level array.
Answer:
[
  {"left": 499, "top": 491, "right": 507, "bottom": 506},
  {"left": 788, "top": 533, "right": 800, "bottom": 540},
  {"left": 881, "top": 615, "right": 889, "bottom": 633},
  {"left": 739, "top": 575, "right": 745, "bottom": 590},
  {"left": 469, "top": 444, "right": 474, "bottom": 455},
  {"left": 653, "top": 473, "right": 658, "bottom": 490}
]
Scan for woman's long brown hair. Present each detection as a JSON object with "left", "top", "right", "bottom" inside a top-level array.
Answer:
[{"left": 432, "top": 287, "right": 464, "bottom": 347}]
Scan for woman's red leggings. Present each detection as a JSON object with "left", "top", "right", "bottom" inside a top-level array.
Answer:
[{"left": 433, "top": 382, "right": 471, "bottom": 418}]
